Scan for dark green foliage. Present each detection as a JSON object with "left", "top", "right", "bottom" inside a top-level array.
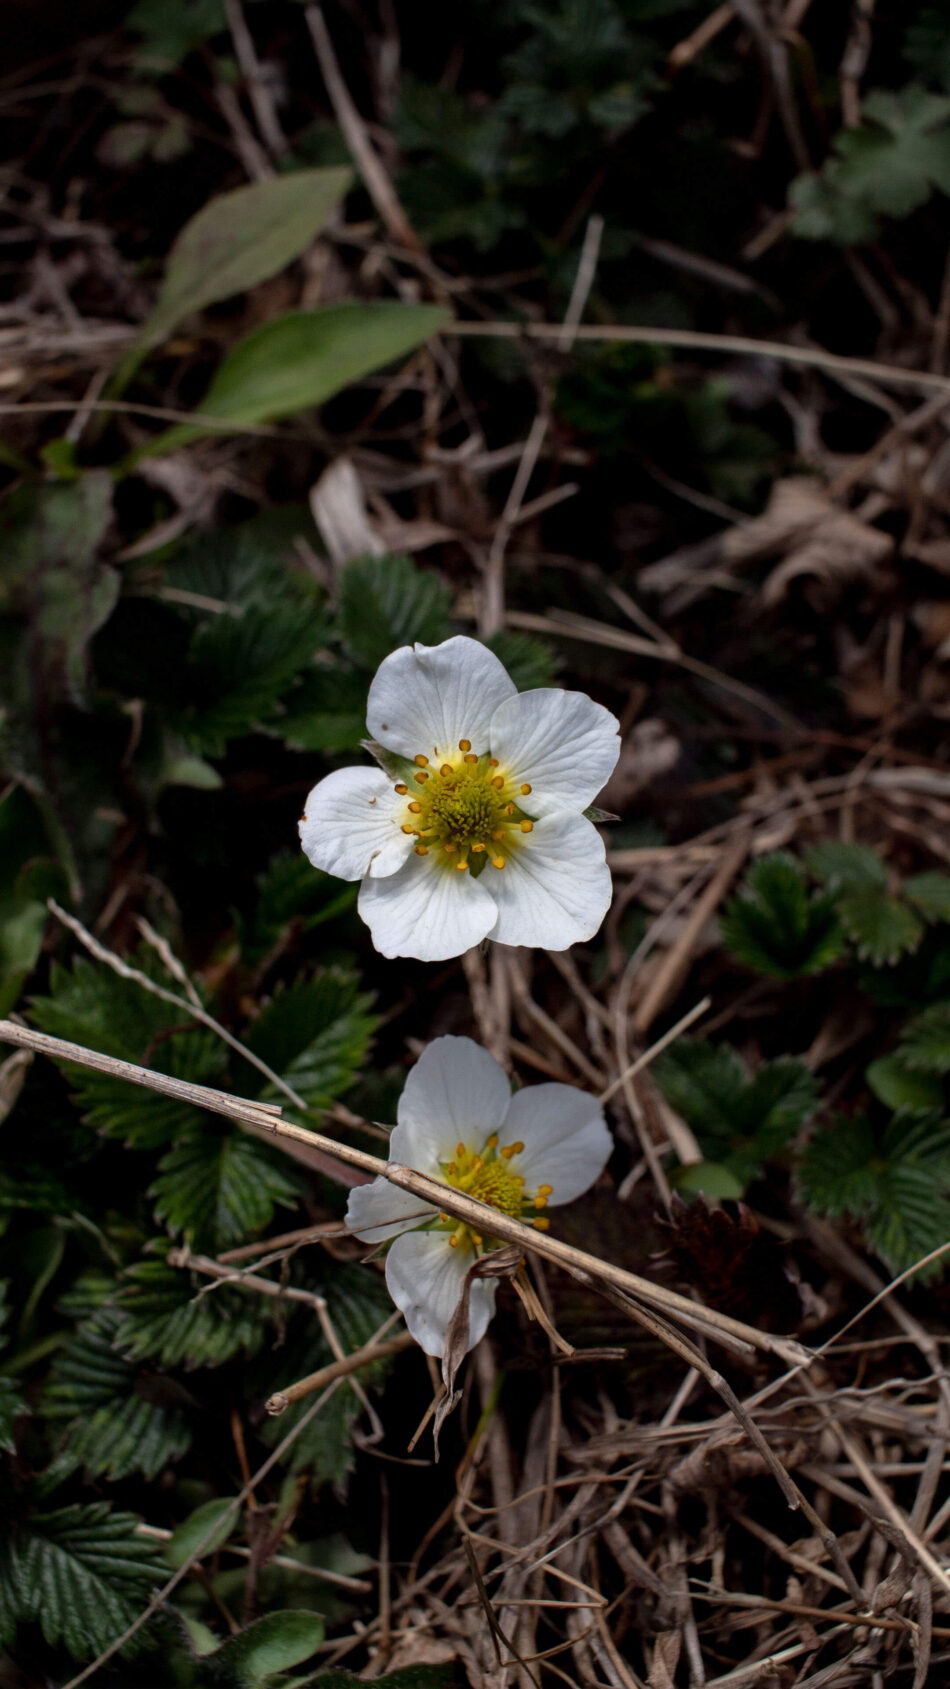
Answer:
[
  {"left": 897, "top": 1002, "right": 950, "bottom": 1074},
  {"left": 238, "top": 853, "right": 357, "bottom": 966},
  {"left": 241, "top": 971, "right": 376, "bottom": 1113},
  {"left": 653, "top": 1038, "right": 818, "bottom": 1185},
  {"left": 903, "top": 873, "right": 950, "bottom": 923},
  {"left": 905, "top": 7, "right": 950, "bottom": 90},
  {"left": 804, "top": 841, "right": 887, "bottom": 891},
  {"left": 485, "top": 630, "right": 558, "bottom": 691},
  {"left": 800, "top": 1110, "right": 950, "bottom": 1276},
  {"left": 338, "top": 553, "right": 453, "bottom": 669},
  {"left": 790, "top": 88, "right": 950, "bottom": 243},
  {"left": 151, "top": 1125, "right": 303, "bottom": 1251},
  {"left": 836, "top": 890, "right": 924, "bottom": 966},
  {"left": 0, "top": 1283, "right": 27, "bottom": 1455},
  {"left": 316, "top": 1671, "right": 453, "bottom": 1689},
  {"left": 2, "top": 1503, "right": 165, "bottom": 1659},
  {"left": 720, "top": 855, "right": 845, "bottom": 979},
  {"left": 173, "top": 604, "right": 326, "bottom": 755},
  {"left": 43, "top": 1308, "right": 192, "bottom": 1482},
  {"left": 114, "top": 1257, "right": 268, "bottom": 1369}
]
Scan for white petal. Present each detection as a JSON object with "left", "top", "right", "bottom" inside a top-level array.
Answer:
[
  {"left": 488, "top": 689, "right": 620, "bottom": 818},
  {"left": 394, "top": 1036, "right": 512, "bottom": 1169},
  {"left": 504, "top": 1084, "right": 612, "bottom": 1205},
  {"left": 299, "top": 766, "right": 411, "bottom": 882},
  {"left": 358, "top": 853, "right": 496, "bottom": 961},
  {"left": 366, "top": 636, "right": 516, "bottom": 761},
  {"left": 487, "top": 813, "right": 612, "bottom": 951},
  {"left": 345, "top": 1175, "right": 435, "bottom": 1243},
  {"left": 385, "top": 1229, "right": 497, "bottom": 1357}
]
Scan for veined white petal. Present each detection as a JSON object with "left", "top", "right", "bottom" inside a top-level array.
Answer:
[
  {"left": 488, "top": 689, "right": 620, "bottom": 818},
  {"left": 358, "top": 852, "right": 496, "bottom": 961},
  {"left": 504, "top": 1083, "right": 612, "bottom": 1205},
  {"left": 366, "top": 636, "right": 516, "bottom": 761},
  {"left": 394, "top": 1036, "right": 512, "bottom": 1169},
  {"left": 486, "top": 813, "right": 612, "bottom": 950},
  {"left": 385, "top": 1229, "right": 496, "bottom": 1357},
  {"left": 345, "top": 1175, "right": 435, "bottom": 1244},
  {"left": 299, "top": 766, "right": 411, "bottom": 883}
]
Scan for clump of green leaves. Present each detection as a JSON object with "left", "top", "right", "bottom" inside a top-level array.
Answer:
[
  {"left": 800, "top": 1110, "right": 950, "bottom": 1278},
  {"left": 790, "top": 88, "right": 950, "bottom": 243}
]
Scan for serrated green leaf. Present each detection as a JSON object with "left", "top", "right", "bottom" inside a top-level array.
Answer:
[
  {"left": 866, "top": 1055, "right": 944, "bottom": 1112},
  {"left": 206, "top": 1610, "right": 325, "bottom": 1684},
  {"left": 166, "top": 1497, "right": 239, "bottom": 1570},
  {"left": 485, "top": 629, "right": 558, "bottom": 691},
  {"left": 805, "top": 840, "right": 887, "bottom": 891},
  {"left": 903, "top": 873, "right": 950, "bottom": 923},
  {"left": 43, "top": 1308, "right": 191, "bottom": 1481},
  {"left": 238, "top": 852, "right": 357, "bottom": 965},
  {"left": 720, "top": 854, "right": 845, "bottom": 979},
  {"left": 10, "top": 1502, "right": 165, "bottom": 1660},
  {"left": 173, "top": 604, "right": 326, "bottom": 755},
  {"left": 338, "top": 552, "right": 453, "bottom": 670},
  {"left": 134, "top": 169, "right": 352, "bottom": 354},
  {"left": 898, "top": 1002, "right": 950, "bottom": 1074},
  {"left": 790, "top": 87, "right": 950, "bottom": 243},
  {"left": 276, "top": 660, "right": 368, "bottom": 753},
  {"left": 152, "top": 1124, "right": 303, "bottom": 1251},
  {"left": 241, "top": 972, "right": 376, "bottom": 1112},
  {"left": 115, "top": 1257, "right": 267, "bottom": 1369},
  {"left": 653, "top": 1038, "right": 818, "bottom": 1183},
  {"left": 865, "top": 1160, "right": 950, "bottom": 1278},
  {"left": 799, "top": 1113, "right": 878, "bottom": 1219},
  {"left": 137, "top": 303, "right": 451, "bottom": 456},
  {"left": 837, "top": 889, "right": 924, "bottom": 965}
]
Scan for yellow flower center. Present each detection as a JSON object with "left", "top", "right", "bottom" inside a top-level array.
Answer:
[
  {"left": 437, "top": 1133, "right": 553, "bottom": 1254},
  {"left": 396, "top": 741, "right": 535, "bottom": 873}
]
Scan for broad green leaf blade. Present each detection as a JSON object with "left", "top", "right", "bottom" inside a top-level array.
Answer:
[
  {"left": 899, "top": 1002, "right": 950, "bottom": 1074},
  {"left": 138, "top": 303, "right": 451, "bottom": 455},
  {"left": 165, "top": 1497, "right": 239, "bottom": 1570},
  {"left": 798, "top": 1113, "right": 878, "bottom": 1218},
  {"left": 866, "top": 1054, "right": 943, "bottom": 1112},
  {"left": 207, "top": 1610, "right": 325, "bottom": 1683},
  {"left": 151, "top": 1125, "right": 303, "bottom": 1251},
  {"left": 134, "top": 168, "right": 352, "bottom": 353},
  {"left": 115, "top": 1256, "right": 267, "bottom": 1369},
  {"left": 836, "top": 889, "right": 924, "bottom": 965},
  {"left": 240, "top": 971, "right": 376, "bottom": 1111},
  {"left": 339, "top": 552, "right": 453, "bottom": 669},
  {"left": 11, "top": 1503, "right": 165, "bottom": 1660},
  {"left": 43, "top": 1309, "right": 191, "bottom": 1482},
  {"left": 805, "top": 840, "right": 887, "bottom": 891},
  {"left": 672, "top": 1161, "right": 745, "bottom": 1202},
  {"left": 720, "top": 854, "right": 845, "bottom": 979},
  {"left": 903, "top": 872, "right": 950, "bottom": 923}
]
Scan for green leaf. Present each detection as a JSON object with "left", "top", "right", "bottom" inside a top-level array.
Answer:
[
  {"left": 485, "top": 629, "right": 558, "bottom": 691},
  {"left": 652, "top": 1039, "right": 818, "bottom": 1183},
  {"left": 805, "top": 840, "right": 887, "bottom": 891},
  {"left": 0, "top": 898, "right": 47, "bottom": 1017},
  {"left": 165, "top": 1497, "right": 239, "bottom": 1570},
  {"left": 671, "top": 1161, "right": 745, "bottom": 1202},
  {"left": 836, "top": 888, "right": 924, "bottom": 965},
  {"left": 239, "top": 852, "right": 357, "bottom": 965},
  {"left": 43, "top": 1308, "right": 191, "bottom": 1481},
  {"left": 899, "top": 1002, "right": 950, "bottom": 1074},
  {"left": 339, "top": 552, "right": 453, "bottom": 670},
  {"left": 128, "top": 0, "right": 226, "bottom": 64},
  {"left": 151, "top": 1124, "right": 303, "bottom": 1251},
  {"left": 720, "top": 854, "right": 845, "bottom": 979},
  {"left": 801, "top": 1109, "right": 950, "bottom": 1276},
  {"left": 866, "top": 1055, "right": 944, "bottom": 1113},
  {"left": 905, "top": 7, "right": 950, "bottom": 92},
  {"left": 277, "top": 661, "right": 369, "bottom": 753},
  {"left": 10, "top": 1503, "right": 165, "bottom": 1660},
  {"left": 205, "top": 1611, "right": 325, "bottom": 1684},
  {"left": 903, "top": 872, "right": 950, "bottom": 923},
  {"left": 799, "top": 1113, "right": 878, "bottom": 1219},
  {"left": 115, "top": 1257, "right": 267, "bottom": 1369},
  {"left": 174, "top": 604, "right": 326, "bottom": 755},
  {"left": 134, "top": 169, "right": 353, "bottom": 354},
  {"left": 790, "top": 87, "right": 950, "bottom": 243},
  {"left": 137, "top": 303, "right": 451, "bottom": 456},
  {"left": 0, "top": 1284, "right": 26, "bottom": 1454},
  {"left": 241, "top": 971, "right": 376, "bottom": 1112}
]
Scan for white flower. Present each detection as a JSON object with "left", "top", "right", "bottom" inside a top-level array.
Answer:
[
  {"left": 299, "top": 635, "right": 620, "bottom": 961},
  {"left": 345, "top": 1035, "right": 612, "bottom": 1357}
]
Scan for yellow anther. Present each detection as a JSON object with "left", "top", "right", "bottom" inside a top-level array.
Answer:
[
  {"left": 456, "top": 1144, "right": 466, "bottom": 1159},
  {"left": 439, "top": 1212, "right": 450, "bottom": 1222},
  {"left": 505, "top": 803, "right": 515, "bottom": 817},
  {"left": 472, "top": 1156, "right": 484, "bottom": 1172},
  {"left": 455, "top": 860, "right": 469, "bottom": 872},
  {"left": 492, "top": 856, "right": 505, "bottom": 869},
  {"left": 520, "top": 819, "right": 534, "bottom": 833},
  {"left": 440, "top": 763, "right": 453, "bottom": 776},
  {"left": 444, "top": 842, "right": 457, "bottom": 853},
  {"left": 471, "top": 1232, "right": 483, "bottom": 1247},
  {"left": 471, "top": 841, "right": 486, "bottom": 852},
  {"left": 449, "top": 1234, "right": 460, "bottom": 1247},
  {"left": 401, "top": 823, "right": 416, "bottom": 835},
  {"left": 394, "top": 782, "right": 408, "bottom": 795},
  {"left": 463, "top": 752, "right": 478, "bottom": 765},
  {"left": 491, "top": 775, "right": 505, "bottom": 789},
  {"left": 500, "top": 1140, "right": 524, "bottom": 1159},
  {"left": 513, "top": 1175, "right": 526, "bottom": 1187},
  {"left": 534, "top": 1194, "right": 549, "bottom": 1209},
  {"left": 414, "top": 754, "right": 429, "bottom": 767},
  {"left": 520, "top": 783, "right": 532, "bottom": 795},
  {"left": 408, "top": 800, "right": 422, "bottom": 813},
  {"left": 492, "top": 828, "right": 506, "bottom": 841},
  {"left": 485, "top": 1134, "right": 499, "bottom": 1150},
  {"left": 537, "top": 1184, "right": 553, "bottom": 1197},
  {"left": 414, "top": 844, "right": 429, "bottom": 855},
  {"left": 533, "top": 1217, "right": 550, "bottom": 1231},
  {"left": 414, "top": 770, "right": 429, "bottom": 784},
  {"left": 459, "top": 739, "right": 471, "bottom": 752},
  {"left": 489, "top": 757, "right": 500, "bottom": 768}
]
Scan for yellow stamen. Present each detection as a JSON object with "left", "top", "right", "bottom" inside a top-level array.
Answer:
[
  {"left": 408, "top": 800, "right": 422, "bottom": 813},
  {"left": 414, "top": 754, "right": 429, "bottom": 767},
  {"left": 489, "top": 757, "right": 499, "bottom": 768},
  {"left": 521, "top": 783, "right": 532, "bottom": 795},
  {"left": 492, "top": 856, "right": 505, "bottom": 869},
  {"left": 520, "top": 819, "right": 534, "bottom": 833},
  {"left": 401, "top": 824, "right": 416, "bottom": 835},
  {"left": 533, "top": 1217, "right": 550, "bottom": 1231},
  {"left": 471, "top": 841, "right": 486, "bottom": 853},
  {"left": 537, "top": 1184, "right": 553, "bottom": 1197},
  {"left": 500, "top": 1140, "right": 524, "bottom": 1159},
  {"left": 492, "top": 828, "right": 506, "bottom": 841},
  {"left": 440, "top": 763, "right": 453, "bottom": 776},
  {"left": 444, "top": 842, "right": 457, "bottom": 853},
  {"left": 414, "top": 844, "right": 429, "bottom": 856},
  {"left": 505, "top": 803, "right": 515, "bottom": 817},
  {"left": 513, "top": 1175, "right": 526, "bottom": 1187},
  {"left": 491, "top": 775, "right": 505, "bottom": 789},
  {"left": 456, "top": 1144, "right": 466, "bottom": 1159},
  {"left": 455, "top": 859, "right": 469, "bottom": 872},
  {"left": 394, "top": 782, "right": 408, "bottom": 795},
  {"left": 463, "top": 752, "right": 478, "bottom": 765},
  {"left": 414, "top": 771, "right": 429, "bottom": 785},
  {"left": 485, "top": 1134, "right": 499, "bottom": 1149},
  {"left": 534, "top": 1194, "right": 549, "bottom": 1209},
  {"left": 459, "top": 739, "right": 471, "bottom": 752}
]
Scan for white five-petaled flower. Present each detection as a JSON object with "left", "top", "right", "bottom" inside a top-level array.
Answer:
[
  {"left": 345, "top": 1035, "right": 613, "bottom": 1357},
  {"left": 298, "top": 635, "right": 620, "bottom": 961}
]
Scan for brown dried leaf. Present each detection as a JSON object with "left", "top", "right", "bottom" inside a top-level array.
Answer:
[{"left": 433, "top": 1245, "right": 522, "bottom": 1455}]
